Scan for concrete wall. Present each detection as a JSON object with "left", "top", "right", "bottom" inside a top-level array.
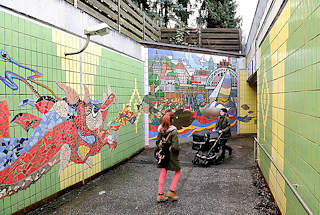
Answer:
[
  {"left": 0, "top": 2, "right": 144, "bottom": 214},
  {"left": 257, "top": 0, "right": 320, "bottom": 214}
]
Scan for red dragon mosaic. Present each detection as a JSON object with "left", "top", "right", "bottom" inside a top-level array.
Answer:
[{"left": 0, "top": 82, "right": 123, "bottom": 199}]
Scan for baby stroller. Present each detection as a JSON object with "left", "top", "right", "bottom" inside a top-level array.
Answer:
[{"left": 191, "top": 130, "right": 223, "bottom": 166}]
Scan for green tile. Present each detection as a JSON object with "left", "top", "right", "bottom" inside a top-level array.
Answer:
[
  {"left": 3, "top": 196, "right": 10, "bottom": 210},
  {"left": 24, "top": 20, "right": 31, "bottom": 35},
  {"left": 30, "top": 22, "right": 38, "bottom": 37},
  {"left": 11, "top": 47, "right": 18, "bottom": 60},
  {"left": 17, "top": 202, "right": 25, "bottom": 212},
  {"left": 30, "top": 195, "right": 36, "bottom": 205},
  {"left": 4, "top": 13, "right": 12, "bottom": 29},
  {"left": 11, "top": 15, "right": 19, "bottom": 32},
  {"left": 25, "top": 50, "right": 32, "bottom": 65},
  {"left": 36, "top": 193, "right": 41, "bottom": 202},
  {"left": 18, "top": 33, "right": 25, "bottom": 48},
  {"left": 30, "top": 183, "right": 36, "bottom": 197},
  {"left": 0, "top": 199, "right": 3, "bottom": 214},
  {"left": 24, "top": 34, "right": 31, "bottom": 50},
  {"left": 19, "top": 49, "right": 26, "bottom": 64},
  {"left": 37, "top": 54, "right": 43, "bottom": 66},
  {"left": 18, "top": 191, "right": 25, "bottom": 204},
  {"left": 45, "top": 28, "right": 51, "bottom": 41},
  {"left": 4, "top": 208, "right": 11, "bottom": 215},
  {"left": 0, "top": 27, "right": 4, "bottom": 45},
  {"left": 37, "top": 39, "right": 42, "bottom": 53},
  {"left": 4, "top": 30, "right": 12, "bottom": 46},
  {"left": 31, "top": 37, "right": 37, "bottom": 51},
  {"left": 0, "top": 11, "right": 4, "bottom": 27},
  {"left": 18, "top": 17, "right": 24, "bottom": 32},
  {"left": 31, "top": 51, "right": 37, "bottom": 65},
  {"left": 11, "top": 205, "right": 17, "bottom": 214}
]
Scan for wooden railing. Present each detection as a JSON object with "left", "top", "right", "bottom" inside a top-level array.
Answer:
[
  {"left": 65, "top": 0, "right": 160, "bottom": 42},
  {"left": 64, "top": 0, "right": 241, "bottom": 52},
  {"left": 161, "top": 28, "right": 242, "bottom": 52}
]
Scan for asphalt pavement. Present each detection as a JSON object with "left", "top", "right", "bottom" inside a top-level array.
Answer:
[{"left": 28, "top": 136, "right": 262, "bottom": 215}]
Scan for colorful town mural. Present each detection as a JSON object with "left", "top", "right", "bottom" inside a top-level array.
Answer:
[
  {"left": 0, "top": 49, "right": 137, "bottom": 199},
  {"left": 145, "top": 48, "right": 241, "bottom": 142}
]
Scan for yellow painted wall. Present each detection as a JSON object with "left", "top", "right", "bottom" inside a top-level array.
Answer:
[{"left": 239, "top": 70, "right": 257, "bottom": 134}]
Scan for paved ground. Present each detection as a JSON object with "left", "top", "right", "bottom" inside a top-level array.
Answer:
[{"left": 28, "top": 136, "right": 263, "bottom": 215}]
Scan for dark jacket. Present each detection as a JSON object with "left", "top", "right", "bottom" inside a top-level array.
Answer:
[
  {"left": 215, "top": 115, "right": 231, "bottom": 139},
  {"left": 156, "top": 125, "right": 181, "bottom": 171}
]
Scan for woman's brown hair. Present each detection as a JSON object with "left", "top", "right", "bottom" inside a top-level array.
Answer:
[{"left": 160, "top": 112, "right": 174, "bottom": 133}]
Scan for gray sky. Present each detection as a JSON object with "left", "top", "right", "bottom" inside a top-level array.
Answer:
[{"left": 236, "top": 0, "right": 258, "bottom": 40}]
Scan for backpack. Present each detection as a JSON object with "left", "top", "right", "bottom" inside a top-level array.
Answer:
[{"left": 154, "top": 132, "right": 171, "bottom": 167}]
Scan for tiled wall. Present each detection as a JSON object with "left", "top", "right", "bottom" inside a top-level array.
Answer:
[
  {"left": 257, "top": 0, "right": 320, "bottom": 214},
  {"left": 239, "top": 70, "right": 257, "bottom": 134},
  {"left": 0, "top": 10, "right": 144, "bottom": 214}
]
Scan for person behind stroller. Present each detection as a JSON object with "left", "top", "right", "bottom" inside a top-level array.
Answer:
[{"left": 214, "top": 108, "right": 232, "bottom": 161}]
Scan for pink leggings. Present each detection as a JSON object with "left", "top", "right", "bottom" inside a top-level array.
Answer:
[{"left": 158, "top": 168, "right": 181, "bottom": 194}]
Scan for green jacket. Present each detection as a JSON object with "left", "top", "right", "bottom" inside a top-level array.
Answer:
[
  {"left": 215, "top": 115, "right": 231, "bottom": 139},
  {"left": 156, "top": 125, "right": 181, "bottom": 171}
]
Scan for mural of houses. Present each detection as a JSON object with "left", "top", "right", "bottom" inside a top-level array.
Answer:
[
  {"left": 175, "top": 61, "right": 190, "bottom": 85},
  {"left": 161, "top": 62, "right": 171, "bottom": 76},
  {"left": 208, "top": 57, "right": 216, "bottom": 75},
  {"left": 186, "top": 66, "right": 196, "bottom": 76},
  {"left": 196, "top": 69, "right": 208, "bottom": 76},
  {"left": 159, "top": 76, "right": 175, "bottom": 92},
  {"left": 152, "top": 52, "right": 161, "bottom": 74},
  {"left": 192, "top": 75, "right": 207, "bottom": 85}
]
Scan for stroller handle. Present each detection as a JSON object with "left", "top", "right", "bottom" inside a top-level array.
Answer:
[{"left": 205, "top": 132, "right": 223, "bottom": 160}]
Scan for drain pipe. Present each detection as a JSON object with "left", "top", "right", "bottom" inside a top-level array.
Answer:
[{"left": 253, "top": 137, "right": 313, "bottom": 215}]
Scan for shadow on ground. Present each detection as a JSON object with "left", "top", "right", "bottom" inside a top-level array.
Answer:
[{"left": 27, "top": 137, "right": 271, "bottom": 215}]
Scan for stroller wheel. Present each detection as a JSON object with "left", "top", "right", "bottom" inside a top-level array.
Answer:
[
  {"left": 202, "top": 160, "right": 209, "bottom": 166},
  {"left": 192, "top": 157, "right": 196, "bottom": 164},
  {"left": 192, "top": 157, "right": 199, "bottom": 165}
]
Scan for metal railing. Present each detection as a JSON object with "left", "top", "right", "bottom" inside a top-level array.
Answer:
[{"left": 253, "top": 137, "right": 313, "bottom": 215}]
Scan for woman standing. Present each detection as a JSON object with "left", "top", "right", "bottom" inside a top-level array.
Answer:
[
  {"left": 156, "top": 112, "right": 181, "bottom": 202},
  {"left": 214, "top": 108, "right": 232, "bottom": 161}
]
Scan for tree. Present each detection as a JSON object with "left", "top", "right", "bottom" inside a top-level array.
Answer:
[
  {"left": 149, "top": 73, "right": 158, "bottom": 85},
  {"left": 155, "top": 89, "right": 164, "bottom": 97},
  {"left": 160, "top": 56, "right": 173, "bottom": 68},
  {"left": 146, "top": 0, "right": 174, "bottom": 27},
  {"left": 174, "top": 0, "right": 192, "bottom": 24},
  {"left": 133, "top": 0, "right": 149, "bottom": 11},
  {"left": 198, "top": 0, "right": 241, "bottom": 28},
  {"left": 167, "top": 71, "right": 175, "bottom": 77},
  {"left": 144, "top": 0, "right": 193, "bottom": 27},
  {"left": 132, "top": 0, "right": 195, "bottom": 28},
  {"left": 169, "top": 23, "right": 190, "bottom": 45}
]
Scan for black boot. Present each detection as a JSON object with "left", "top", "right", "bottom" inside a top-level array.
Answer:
[
  {"left": 218, "top": 147, "right": 226, "bottom": 162},
  {"left": 226, "top": 146, "right": 232, "bottom": 156}
]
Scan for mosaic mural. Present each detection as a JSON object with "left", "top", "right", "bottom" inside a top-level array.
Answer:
[
  {"left": 145, "top": 48, "right": 251, "bottom": 142},
  {"left": 0, "top": 10, "right": 144, "bottom": 214},
  {"left": 0, "top": 49, "right": 138, "bottom": 199}
]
